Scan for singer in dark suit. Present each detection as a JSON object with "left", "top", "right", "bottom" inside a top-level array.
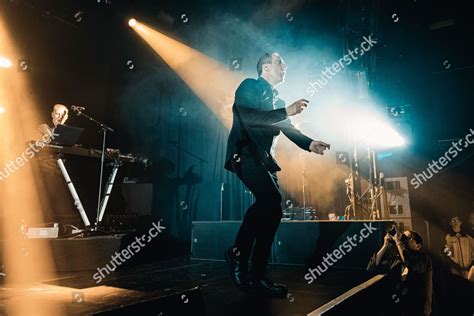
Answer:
[{"left": 224, "top": 52, "right": 330, "bottom": 297}]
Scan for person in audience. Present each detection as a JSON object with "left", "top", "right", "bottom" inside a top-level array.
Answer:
[
  {"left": 368, "top": 227, "right": 432, "bottom": 316},
  {"left": 468, "top": 211, "right": 474, "bottom": 238},
  {"left": 444, "top": 216, "right": 474, "bottom": 282}
]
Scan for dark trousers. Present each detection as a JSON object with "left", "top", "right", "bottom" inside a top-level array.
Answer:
[{"left": 232, "top": 155, "right": 283, "bottom": 280}]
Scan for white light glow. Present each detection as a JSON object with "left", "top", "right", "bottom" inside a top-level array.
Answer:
[
  {"left": 349, "top": 109, "right": 405, "bottom": 148},
  {"left": 0, "top": 56, "right": 12, "bottom": 68},
  {"left": 128, "top": 18, "right": 137, "bottom": 27}
]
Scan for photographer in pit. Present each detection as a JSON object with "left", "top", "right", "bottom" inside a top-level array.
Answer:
[{"left": 367, "top": 226, "right": 433, "bottom": 316}]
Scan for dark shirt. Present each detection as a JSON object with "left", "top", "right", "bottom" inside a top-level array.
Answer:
[
  {"left": 368, "top": 245, "right": 433, "bottom": 315},
  {"left": 225, "top": 77, "right": 313, "bottom": 173},
  {"left": 467, "top": 226, "right": 474, "bottom": 238},
  {"left": 403, "top": 249, "right": 433, "bottom": 314}
]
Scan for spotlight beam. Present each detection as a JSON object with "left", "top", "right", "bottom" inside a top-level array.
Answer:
[
  {"left": 0, "top": 56, "right": 12, "bottom": 68},
  {"left": 129, "top": 20, "right": 244, "bottom": 128}
]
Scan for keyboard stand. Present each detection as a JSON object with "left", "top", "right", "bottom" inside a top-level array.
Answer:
[
  {"left": 96, "top": 160, "right": 121, "bottom": 225},
  {"left": 56, "top": 157, "right": 91, "bottom": 227}
]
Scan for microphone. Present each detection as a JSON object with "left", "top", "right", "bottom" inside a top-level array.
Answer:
[{"left": 71, "top": 105, "right": 85, "bottom": 112}]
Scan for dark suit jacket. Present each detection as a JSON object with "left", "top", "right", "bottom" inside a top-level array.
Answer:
[{"left": 225, "top": 77, "right": 313, "bottom": 173}]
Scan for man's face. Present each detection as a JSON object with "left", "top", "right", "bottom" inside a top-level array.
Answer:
[
  {"left": 449, "top": 216, "right": 462, "bottom": 233},
  {"left": 51, "top": 106, "right": 68, "bottom": 126},
  {"left": 403, "top": 231, "right": 421, "bottom": 251},
  {"left": 264, "top": 54, "right": 287, "bottom": 85}
]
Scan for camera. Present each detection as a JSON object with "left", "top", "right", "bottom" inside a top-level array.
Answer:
[{"left": 386, "top": 224, "right": 398, "bottom": 237}]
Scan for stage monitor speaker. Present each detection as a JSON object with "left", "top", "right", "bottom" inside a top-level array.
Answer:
[
  {"left": 273, "top": 221, "right": 319, "bottom": 265},
  {"left": 274, "top": 221, "right": 389, "bottom": 269},
  {"left": 191, "top": 220, "right": 391, "bottom": 269}
]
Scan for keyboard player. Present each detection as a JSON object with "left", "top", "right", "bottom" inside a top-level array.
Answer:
[
  {"left": 35, "top": 104, "right": 80, "bottom": 226},
  {"left": 38, "top": 103, "right": 69, "bottom": 138}
]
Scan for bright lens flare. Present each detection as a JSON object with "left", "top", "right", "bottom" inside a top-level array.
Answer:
[
  {"left": 0, "top": 106, "right": 5, "bottom": 114},
  {"left": 128, "top": 18, "right": 137, "bottom": 27},
  {"left": 364, "top": 120, "right": 405, "bottom": 148},
  {"left": 0, "top": 56, "right": 12, "bottom": 68},
  {"left": 351, "top": 113, "right": 405, "bottom": 148}
]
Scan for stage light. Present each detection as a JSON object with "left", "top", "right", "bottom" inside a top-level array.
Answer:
[
  {"left": 366, "top": 122, "right": 405, "bottom": 148},
  {"left": 128, "top": 18, "right": 137, "bottom": 27},
  {"left": 352, "top": 115, "right": 405, "bottom": 148},
  {"left": 129, "top": 21, "right": 244, "bottom": 127},
  {"left": 0, "top": 56, "right": 12, "bottom": 68},
  {"left": 0, "top": 106, "right": 5, "bottom": 114},
  {"left": 1, "top": 14, "right": 61, "bottom": 315}
]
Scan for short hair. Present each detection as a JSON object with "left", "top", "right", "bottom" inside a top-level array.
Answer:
[
  {"left": 449, "top": 215, "right": 462, "bottom": 222},
  {"left": 52, "top": 103, "right": 69, "bottom": 124},
  {"left": 256, "top": 53, "right": 273, "bottom": 76},
  {"left": 406, "top": 230, "right": 423, "bottom": 245},
  {"left": 53, "top": 103, "right": 68, "bottom": 113}
]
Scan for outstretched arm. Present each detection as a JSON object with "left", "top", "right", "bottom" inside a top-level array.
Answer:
[
  {"left": 274, "top": 118, "right": 313, "bottom": 150},
  {"left": 275, "top": 119, "right": 330, "bottom": 154}
]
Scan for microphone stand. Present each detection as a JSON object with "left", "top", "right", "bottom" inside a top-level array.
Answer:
[{"left": 72, "top": 107, "right": 114, "bottom": 231}]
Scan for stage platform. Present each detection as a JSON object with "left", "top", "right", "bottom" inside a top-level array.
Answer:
[
  {"left": 0, "top": 256, "right": 378, "bottom": 315},
  {"left": 192, "top": 220, "right": 393, "bottom": 269}
]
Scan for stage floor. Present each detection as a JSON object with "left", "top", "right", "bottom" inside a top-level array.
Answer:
[{"left": 0, "top": 256, "right": 372, "bottom": 315}]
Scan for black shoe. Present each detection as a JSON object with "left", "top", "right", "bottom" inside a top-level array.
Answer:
[
  {"left": 225, "top": 247, "right": 249, "bottom": 291},
  {"left": 248, "top": 277, "right": 288, "bottom": 298}
]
